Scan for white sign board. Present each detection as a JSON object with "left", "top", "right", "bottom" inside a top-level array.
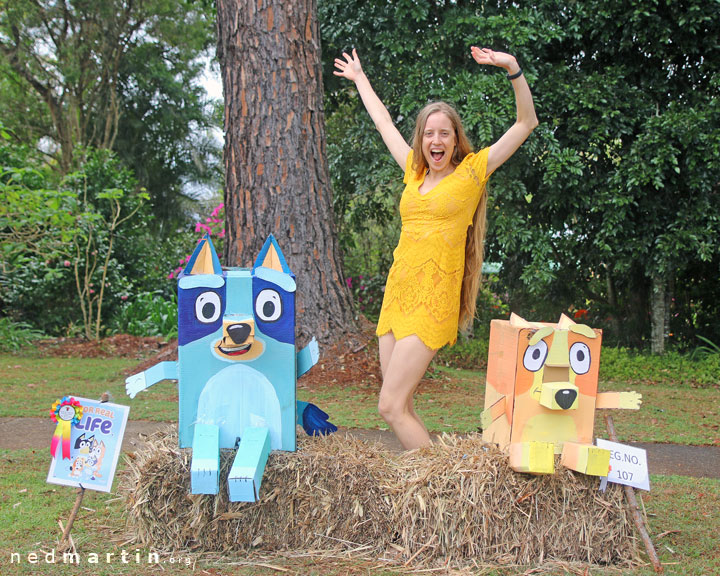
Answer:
[{"left": 596, "top": 439, "right": 650, "bottom": 491}]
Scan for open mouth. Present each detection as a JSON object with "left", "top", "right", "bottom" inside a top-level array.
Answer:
[
  {"left": 430, "top": 149, "right": 445, "bottom": 162},
  {"left": 217, "top": 343, "right": 252, "bottom": 356}
]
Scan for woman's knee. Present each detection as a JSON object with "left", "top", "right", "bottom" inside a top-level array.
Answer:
[{"left": 378, "top": 392, "right": 403, "bottom": 424}]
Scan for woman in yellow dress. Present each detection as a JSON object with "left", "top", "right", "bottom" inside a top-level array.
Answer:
[{"left": 334, "top": 46, "right": 538, "bottom": 449}]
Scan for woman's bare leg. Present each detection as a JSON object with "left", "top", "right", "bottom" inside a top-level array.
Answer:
[
  {"left": 378, "top": 332, "right": 396, "bottom": 379},
  {"left": 377, "top": 334, "right": 436, "bottom": 449},
  {"left": 380, "top": 333, "right": 428, "bottom": 433}
]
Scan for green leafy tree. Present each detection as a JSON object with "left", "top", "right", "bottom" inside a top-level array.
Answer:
[
  {"left": 517, "top": 0, "right": 720, "bottom": 352},
  {"left": 0, "top": 0, "right": 219, "bottom": 225},
  {"left": 1, "top": 134, "right": 149, "bottom": 339},
  {"left": 320, "top": 0, "right": 720, "bottom": 351}
]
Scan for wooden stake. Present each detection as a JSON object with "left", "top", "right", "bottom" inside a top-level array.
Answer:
[
  {"left": 604, "top": 414, "right": 664, "bottom": 574},
  {"left": 58, "top": 392, "right": 109, "bottom": 552},
  {"left": 58, "top": 487, "right": 84, "bottom": 552}
]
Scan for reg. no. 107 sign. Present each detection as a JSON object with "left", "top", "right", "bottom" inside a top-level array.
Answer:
[{"left": 596, "top": 439, "right": 650, "bottom": 491}]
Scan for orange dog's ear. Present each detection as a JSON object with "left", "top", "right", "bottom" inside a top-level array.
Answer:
[{"left": 557, "top": 313, "right": 574, "bottom": 329}]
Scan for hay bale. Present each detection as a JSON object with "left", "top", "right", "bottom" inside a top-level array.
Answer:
[{"left": 119, "top": 430, "right": 640, "bottom": 569}]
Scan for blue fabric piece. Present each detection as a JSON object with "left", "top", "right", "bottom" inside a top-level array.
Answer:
[{"left": 298, "top": 401, "right": 338, "bottom": 436}]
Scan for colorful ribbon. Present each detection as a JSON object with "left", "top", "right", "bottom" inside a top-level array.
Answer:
[{"left": 50, "top": 396, "right": 83, "bottom": 460}]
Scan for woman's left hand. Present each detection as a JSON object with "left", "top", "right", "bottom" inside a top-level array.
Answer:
[
  {"left": 470, "top": 46, "right": 519, "bottom": 75},
  {"left": 471, "top": 46, "right": 537, "bottom": 176}
]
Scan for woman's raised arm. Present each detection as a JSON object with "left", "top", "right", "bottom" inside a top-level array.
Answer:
[
  {"left": 471, "top": 47, "right": 538, "bottom": 176},
  {"left": 334, "top": 49, "right": 411, "bottom": 169}
]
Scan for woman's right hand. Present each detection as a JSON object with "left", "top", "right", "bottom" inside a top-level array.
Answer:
[
  {"left": 332, "top": 48, "right": 411, "bottom": 169},
  {"left": 334, "top": 48, "right": 364, "bottom": 82}
]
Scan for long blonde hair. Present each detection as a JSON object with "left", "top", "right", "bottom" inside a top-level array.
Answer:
[
  {"left": 460, "top": 191, "right": 488, "bottom": 332},
  {"left": 410, "top": 101, "right": 488, "bottom": 333}
]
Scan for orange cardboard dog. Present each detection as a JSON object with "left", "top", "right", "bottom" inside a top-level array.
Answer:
[{"left": 481, "top": 313, "right": 642, "bottom": 476}]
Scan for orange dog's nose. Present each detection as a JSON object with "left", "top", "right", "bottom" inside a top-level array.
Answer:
[{"left": 554, "top": 388, "right": 577, "bottom": 410}]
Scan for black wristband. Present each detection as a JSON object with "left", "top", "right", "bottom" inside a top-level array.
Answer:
[{"left": 507, "top": 68, "right": 523, "bottom": 80}]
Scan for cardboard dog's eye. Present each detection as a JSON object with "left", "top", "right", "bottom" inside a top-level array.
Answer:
[
  {"left": 523, "top": 340, "right": 548, "bottom": 372},
  {"left": 569, "top": 342, "right": 591, "bottom": 374},
  {"left": 195, "top": 291, "right": 221, "bottom": 323},
  {"left": 255, "top": 289, "right": 282, "bottom": 322}
]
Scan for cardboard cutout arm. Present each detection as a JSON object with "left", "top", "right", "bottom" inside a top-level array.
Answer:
[
  {"left": 480, "top": 396, "right": 507, "bottom": 430},
  {"left": 297, "top": 337, "right": 320, "bottom": 379},
  {"left": 125, "top": 361, "right": 178, "bottom": 399},
  {"left": 596, "top": 391, "right": 642, "bottom": 410}
]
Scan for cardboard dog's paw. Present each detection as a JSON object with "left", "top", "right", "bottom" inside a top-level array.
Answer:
[
  {"left": 480, "top": 408, "right": 492, "bottom": 431},
  {"left": 125, "top": 373, "right": 147, "bottom": 399},
  {"left": 510, "top": 441, "right": 555, "bottom": 475},
  {"left": 619, "top": 391, "right": 642, "bottom": 410}
]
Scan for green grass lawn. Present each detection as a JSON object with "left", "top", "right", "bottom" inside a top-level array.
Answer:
[
  {"left": 2, "top": 350, "right": 718, "bottom": 445},
  {"left": 0, "top": 345, "right": 718, "bottom": 575}
]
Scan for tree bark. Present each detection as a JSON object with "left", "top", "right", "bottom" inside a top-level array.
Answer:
[
  {"left": 650, "top": 274, "right": 666, "bottom": 355},
  {"left": 217, "top": 0, "right": 357, "bottom": 346},
  {"left": 604, "top": 265, "right": 622, "bottom": 341}
]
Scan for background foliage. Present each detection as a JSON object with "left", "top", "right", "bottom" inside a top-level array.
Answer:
[
  {"left": 320, "top": 0, "right": 720, "bottom": 350},
  {"left": 1, "top": 0, "right": 718, "bottom": 353},
  {"left": 0, "top": 0, "right": 219, "bottom": 338}
]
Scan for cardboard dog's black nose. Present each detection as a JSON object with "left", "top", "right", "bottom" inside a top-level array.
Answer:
[
  {"left": 228, "top": 323, "right": 252, "bottom": 344},
  {"left": 555, "top": 389, "right": 577, "bottom": 410}
]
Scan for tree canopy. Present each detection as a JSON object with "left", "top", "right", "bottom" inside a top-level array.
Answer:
[
  {"left": 1, "top": 0, "right": 718, "bottom": 350},
  {"left": 320, "top": 0, "right": 720, "bottom": 350},
  {"left": 0, "top": 0, "right": 220, "bottom": 225}
]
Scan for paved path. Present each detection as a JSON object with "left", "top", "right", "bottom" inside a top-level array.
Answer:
[{"left": 3, "top": 418, "right": 719, "bottom": 479}]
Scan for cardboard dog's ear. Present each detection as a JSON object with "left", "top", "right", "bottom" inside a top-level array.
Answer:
[
  {"left": 253, "top": 234, "right": 292, "bottom": 275},
  {"left": 509, "top": 312, "right": 531, "bottom": 327},
  {"left": 184, "top": 234, "right": 222, "bottom": 276},
  {"left": 510, "top": 312, "right": 544, "bottom": 329}
]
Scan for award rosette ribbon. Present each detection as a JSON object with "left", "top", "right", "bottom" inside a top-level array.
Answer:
[{"left": 50, "top": 396, "right": 83, "bottom": 459}]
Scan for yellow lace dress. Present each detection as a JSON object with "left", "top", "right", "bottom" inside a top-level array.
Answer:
[{"left": 376, "top": 147, "right": 490, "bottom": 350}]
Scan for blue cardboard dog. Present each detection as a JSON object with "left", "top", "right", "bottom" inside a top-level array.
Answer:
[{"left": 125, "top": 234, "right": 335, "bottom": 501}]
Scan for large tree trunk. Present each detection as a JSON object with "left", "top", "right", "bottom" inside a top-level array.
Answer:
[{"left": 216, "top": 0, "right": 357, "bottom": 346}]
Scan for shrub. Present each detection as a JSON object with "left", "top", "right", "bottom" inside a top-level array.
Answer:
[
  {"left": 0, "top": 318, "right": 45, "bottom": 352},
  {"left": 345, "top": 274, "right": 385, "bottom": 321},
  {"left": 110, "top": 291, "right": 178, "bottom": 339},
  {"left": 437, "top": 334, "right": 489, "bottom": 370}
]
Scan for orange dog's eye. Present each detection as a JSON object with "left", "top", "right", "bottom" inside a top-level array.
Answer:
[
  {"left": 523, "top": 340, "right": 548, "bottom": 372},
  {"left": 569, "top": 342, "right": 591, "bottom": 374}
]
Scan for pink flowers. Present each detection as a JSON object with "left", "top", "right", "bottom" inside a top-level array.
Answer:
[
  {"left": 169, "top": 203, "right": 225, "bottom": 280},
  {"left": 193, "top": 203, "right": 225, "bottom": 236},
  {"left": 211, "top": 203, "right": 224, "bottom": 218}
]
